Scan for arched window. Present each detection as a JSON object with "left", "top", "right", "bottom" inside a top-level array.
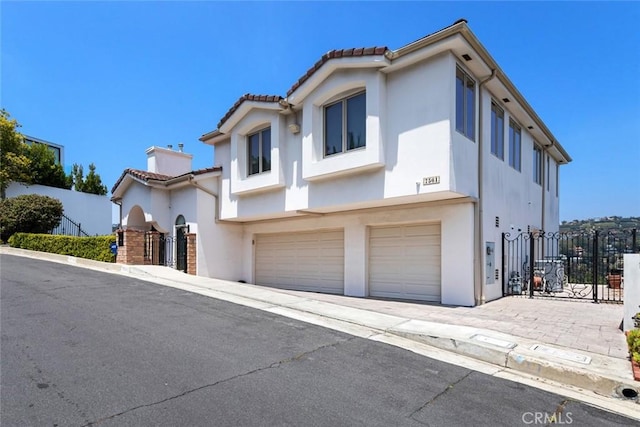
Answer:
[{"left": 175, "top": 215, "right": 185, "bottom": 226}]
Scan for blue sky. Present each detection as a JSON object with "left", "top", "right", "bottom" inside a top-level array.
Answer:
[{"left": 2, "top": 1, "right": 639, "bottom": 223}]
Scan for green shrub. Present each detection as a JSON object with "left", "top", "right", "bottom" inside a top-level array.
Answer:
[
  {"left": 8, "top": 233, "right": 116, "bottom": 262},
  {"left": 627, "top": 329, "right": 640, "bottom": 362},
  {"left": 0, "top": 194, "right": 63, "bottom": 241}
]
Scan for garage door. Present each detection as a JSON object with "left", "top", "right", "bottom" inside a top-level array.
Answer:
[
  {"left": 255, "top": 229, "right": 344, "bottom": 294},
  {"left": 369, "top": 223, "right": 441, "bottom": 302}
]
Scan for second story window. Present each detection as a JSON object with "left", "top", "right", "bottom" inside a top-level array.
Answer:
[
  {"left": 324, "top": 91, "right": 366, "bottom": 157},
  {"left": 490, "top": 101, "right": 504, "bottom": 159},
  {"left": 248, "top": 127, "right": 271, "bottom": 176},
  {"left": 533, "top": 145, "right": 542, "bottom": 185},
  {"left": 508, "top": 120, "right": 521, "bottom": 171},
  {"left": 456, "top": 66, "right": 475, "bottom": 141}
]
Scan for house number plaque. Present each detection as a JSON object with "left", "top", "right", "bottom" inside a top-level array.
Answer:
[{"left": 423, "top": 176, "right": 440, "bottom": 185}]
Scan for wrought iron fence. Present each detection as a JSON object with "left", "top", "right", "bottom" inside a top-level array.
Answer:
[
  {"left": 50, "top": 213, "right": 90, "bottom": 237},
  {"left": 503, "top": 228, "right": 637, "bottom": 303},
  {"left": 143, "top": 233, "right": 186, "bottom": 272}
]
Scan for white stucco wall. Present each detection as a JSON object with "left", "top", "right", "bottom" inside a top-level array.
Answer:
[{"left": 6, "top": 182, "right": 112, "bottom": 235}]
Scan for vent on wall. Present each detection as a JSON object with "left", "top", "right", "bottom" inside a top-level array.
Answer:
[
  {"left": 495, "top": 216, "right": 500, "bottom": 228},
  {"left": 495, "top": 269, "right": 499, "bottom": 280}
]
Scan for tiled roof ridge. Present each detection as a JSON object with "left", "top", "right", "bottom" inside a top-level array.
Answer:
[
  {"left": 214, "top": 19, "right": 469, "bottom": 131},
  {"left": 286, "top": 46, "right": 388, "bottom": 97},
  {"left": 111, "top": 166, "right": 221, "bottom": 194},
  {"left": 216, "top": 94, "right": 284, "bottom": 129}
]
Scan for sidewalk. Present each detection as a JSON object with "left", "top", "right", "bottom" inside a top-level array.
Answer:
[{"left": 2, "top": 247, "right": 638, "bottom": 417}]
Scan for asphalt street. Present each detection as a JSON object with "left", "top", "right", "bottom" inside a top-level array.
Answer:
[{"left": 1, "top": 255, "right": 635, "bottom": 426}]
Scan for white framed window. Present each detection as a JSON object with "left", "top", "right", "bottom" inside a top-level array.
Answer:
[
  {"left": 324, "top": 91, "right": 366, "bottom": 157},
  {"left": 546, "top": 156, "right": 550, "bottom": 191},
  {"left": 455, "top": 66, "right": 475, "bottom": 141},
  {"left": 508, "top": 120, "right": 521, "bottom": 171},
  {"left": 247, "top": 127, "right": 271, "bottom": 176},
  {"left": 533, "top": 145, "right": 542, "bottom": 185},
  {"left": 490, "top": 101, "right": 504, "bottom": 159}
]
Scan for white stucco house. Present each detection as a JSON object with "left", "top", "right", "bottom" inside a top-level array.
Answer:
[{"left": 112, "top": 19, "right": 571, "bottom": 306}]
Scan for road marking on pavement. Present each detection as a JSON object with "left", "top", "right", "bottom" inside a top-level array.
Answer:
[
  {"left": 530, "top": 344, "right": 592, "bottom": 364},
  {"left": 471, "top": 334, "right": 517, "bottom": 349}
]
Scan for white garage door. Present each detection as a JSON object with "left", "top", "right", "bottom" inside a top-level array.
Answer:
[
  {"left": 255, "top": 230, "right": 344, "bottom": 294},
  {"left": 369, "top": 223, "right": 441, "bottom": 302}
]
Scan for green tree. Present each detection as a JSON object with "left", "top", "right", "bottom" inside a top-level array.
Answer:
[
  {"left": 27, "top": 142, "right": 71, "bottom": 189},
  {"left": 69, "top": 162, "right": 107, "bottom": 195},
  {"left": 0, "top": 109, "right": 31, "bottom": 198},
  {"left": 0, "top": 194, "right": 63, "bottom": 241}
]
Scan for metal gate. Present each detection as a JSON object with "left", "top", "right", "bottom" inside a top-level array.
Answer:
[
  {"left": 503, "top": 229, "right": 637, "bottom": 303},
  {"left": 144, "top": 232, "right": 187, "bottom": 272}
]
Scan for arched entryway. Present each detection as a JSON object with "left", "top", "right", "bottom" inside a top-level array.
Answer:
[{"left": 175, "top": 215, "right": 188, "bottom": 273}]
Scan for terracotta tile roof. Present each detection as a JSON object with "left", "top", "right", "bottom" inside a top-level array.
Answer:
[
  {"left": 213, "top": 20, "right": 469, "bottom": 131},
  {"left": 111, "top": 166, "right": 221, "bottom": 195},
  {"left": 216, "top": 94, "right": 283, "bottom": 129},
  {"left": 286, "top": 46, "right": 388, "bottom": 97}
]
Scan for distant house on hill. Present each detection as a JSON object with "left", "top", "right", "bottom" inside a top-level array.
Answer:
[{"left": 6, "top": 136, "right": 112, "bottom": 236}]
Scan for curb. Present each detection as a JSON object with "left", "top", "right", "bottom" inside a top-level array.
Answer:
[{"left": 2, "top": 247, "right": 638, "bottom": 402}]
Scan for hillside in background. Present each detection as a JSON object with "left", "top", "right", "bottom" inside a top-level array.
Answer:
[{"left": 560, "top": 216, "right": 640, "bottom": 233}]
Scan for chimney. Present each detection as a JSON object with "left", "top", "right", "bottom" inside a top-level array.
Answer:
[
  {"left": 146, "top": 145, "right": 193, "bottom": 175},
  {"left": 178, "top": 143, "right": 184, "bottom": 152},
  {"left": 167, "top": 144, "right": 173, "bottom": 150}
]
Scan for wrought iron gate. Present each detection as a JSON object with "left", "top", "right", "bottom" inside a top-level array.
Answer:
[
  {"left": 503, "top": 229, "right": 637, "bottom": 303},
  {"left": 144, "top": 232, "right": 187, "bottom": 272}
]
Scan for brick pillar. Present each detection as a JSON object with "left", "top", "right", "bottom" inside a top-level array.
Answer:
[
  {"left": 186, "top": 233, "right": 197, "bottom": 275},
  {"left": 115, "top": 228, "right": 146, "bottom": 265}
]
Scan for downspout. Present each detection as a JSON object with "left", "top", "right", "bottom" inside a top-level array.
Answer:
[
  {"left": 541, "top": 150, "right": 546, "bottom": 233},
  {"left": 476, "top": 68, "right": 496, "bottom": 306},
  {"left": 112, "top": 198, "right": 123, "bottom": 229},
  {"left": 187, "top": 176, "right": 220, "bottom": 222},
  {"left": 540, "top": 141, "right": 554, "bottom": 235}
]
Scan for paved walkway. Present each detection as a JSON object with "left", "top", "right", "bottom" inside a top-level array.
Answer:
[
  {"left": 265, "top": 288, "right": 629, "bottom": 359},
  {"left": 2, "top": 247, "right": 638, "bottom": 419}
]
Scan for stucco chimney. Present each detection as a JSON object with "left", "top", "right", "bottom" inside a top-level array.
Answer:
[{"left": 146, "top": 146, "right": 193, "bottom": 176}]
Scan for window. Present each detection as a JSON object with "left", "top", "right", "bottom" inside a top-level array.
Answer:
[
  {"left": 508, "top": 120, "right": 521, "bottom": 171},
  {"left": 324, "top": 92, "right": 366, "bottom": 157},
  {"left": 546, "top": 156, "right": 550, "bottom": 191},
  {"left": 247, "top": 127, "right": 271, "bottom": 176},
  {"left": 490, "top": 101, "right": 504, "bottom": 159},
  {"left": 456, "top": 67, "right": 475, "bottom": 140},
  {"left": 533, "top": 145, "right": 542, "bottom": 185}
]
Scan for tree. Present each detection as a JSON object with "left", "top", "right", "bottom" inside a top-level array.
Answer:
[
  {"left": 27, "top": 142, "right": 71, "bottom": 189},
  {"left": 70, "top": 162, "right": 107, "bottom": 195},
  {"left": 0, "top": 194, "right": 63, "bottom": 241},
  {"left": 0, "top": 109, "right": 31, "bottom": 198}
]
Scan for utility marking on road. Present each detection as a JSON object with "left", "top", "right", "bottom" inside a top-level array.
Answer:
[
  {"left": 530, "top": 344, "right": 591, "bottom": 364},
  {"left": 471, "top": 334, "right": 517, "bottom": 349}
]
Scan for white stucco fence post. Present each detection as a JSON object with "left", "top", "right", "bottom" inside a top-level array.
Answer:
[{"left": 623, "top": 254, "right": 640, "bottom": 332}]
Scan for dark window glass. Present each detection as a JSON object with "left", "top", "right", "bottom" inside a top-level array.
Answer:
[
  {"left": 491, "top": 103, "right": 504, "bottom": 160},
  {"left": 261, "top": 129, "right": 271, "bottom": 172},
  {"left": 248, "top": 132, "right": 260, "bottom": 175},
  {"left": 465, "top": 78, "right": 475, "bottom": 139},
  {"left": 497, "top": 114, "right": 504, "bottom": 159},
  {"left": 346, "top": 93, "right": 366, "bottom": 150},
  {"left": 324, "top": 101, "right": 343, "bottom": 156},
  {"left": 455, "top": 69, "right": 465, "bottom": 133},
  {"left": 533, "top": 146, "right": 542, "bottom": 185},
  {"left": 509, "top": 122, "right": 521, "bottom": 171}
]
